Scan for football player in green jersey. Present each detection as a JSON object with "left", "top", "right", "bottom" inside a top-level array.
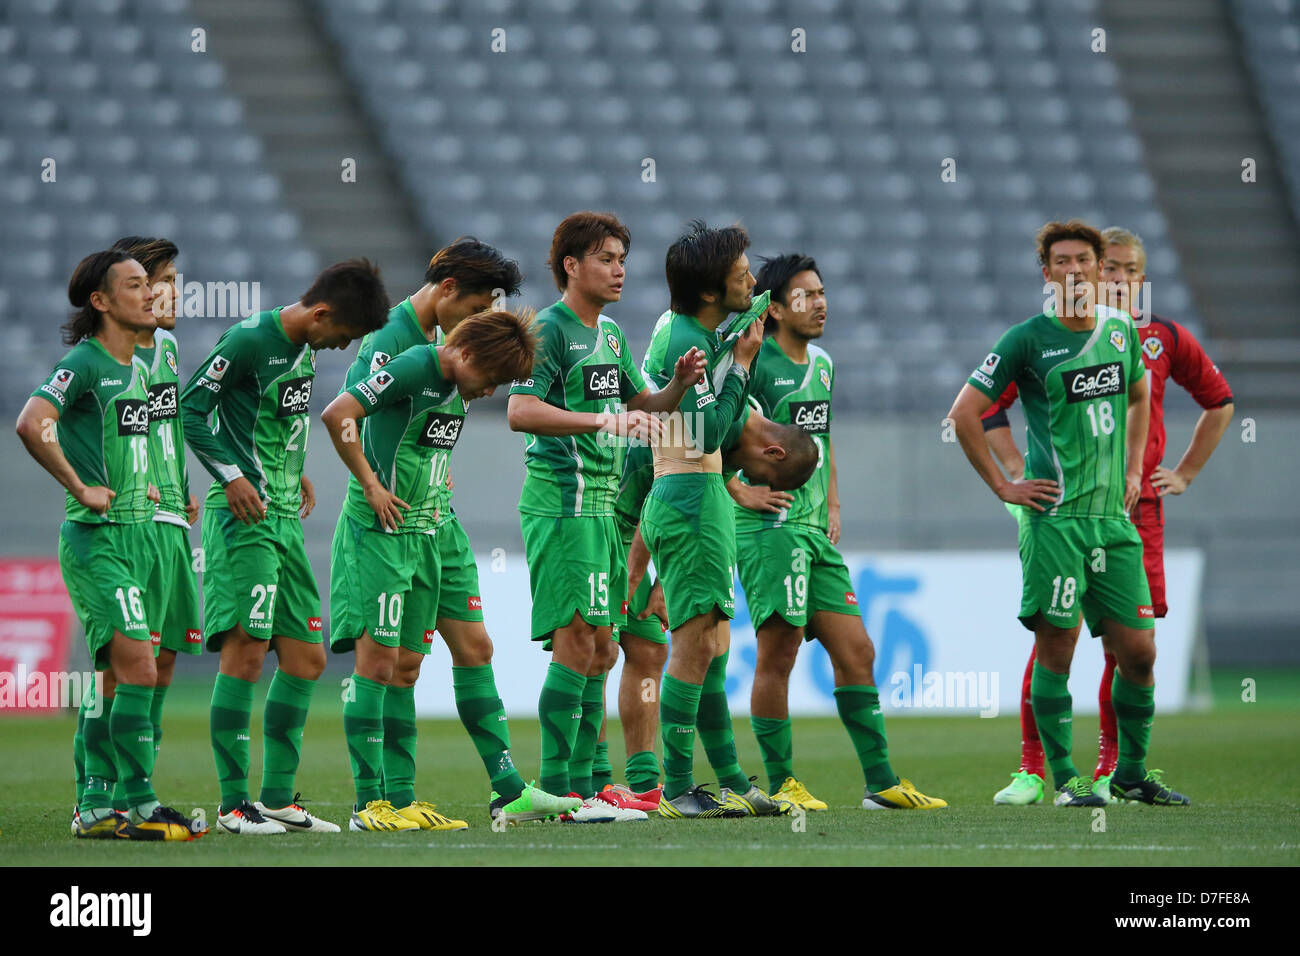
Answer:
[
  {"left": 17, "top": 249, "right": 204, "bottom": 841},
  {"left": 616, "top": 400, "right": 818, "bottom": 801},
  {"left": 950, "top": 219, "right": 1189, "bottom": 807},
  {"left": 640, "top": 221, "right": 783, "bottom": 819},
  {"left": 731, "top": 255, "right": 946, "bottom": 811},
  {"left": 181, "top": 258, "right": 389, "bottom": 834},
  {"left": 507, "top": 211, "right": 706, "bottom": 822},
  {"left": 322, "top": 307, "right": 578, "bottom": 830}
]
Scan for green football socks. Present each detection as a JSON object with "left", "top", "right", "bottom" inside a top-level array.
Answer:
[
  {"left": 660, "top": 674, "right": 702, "bottom": 800},
  {"left": 344, "top": 672, "right": 386, "bottom": 808},
  {"left": 381, "top": 683, "right": 417, "bottom": 807},
  {"left": 1031, "top": 662, "right": 1079, "bottom": 790},
  {"left": 259, "top": 669, "right": 314, "bottom": 810},
  {"left": 1112, "top": 671, "right": 1155, "bottom": 783},
  {"left": 751, "top": 715, "right": 793, "bottom": 794},
  {"left": 453, "top": 664, "right": 526, "bottom": 801},
  {"left": 834, "top": 684, "right": 899, "bottom": 792},
  {"left": 698, "top": 652, "right": 749, "bottom": 792},
  {"left": 538, "top": 662, "right": 586, "bottom": 797}
]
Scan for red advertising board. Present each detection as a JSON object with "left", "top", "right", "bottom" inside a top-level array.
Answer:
[{"left": 0, "top": 558, "right": 75, "bottom": 714}]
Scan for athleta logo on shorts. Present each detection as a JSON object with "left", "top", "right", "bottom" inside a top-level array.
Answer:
[
  {"left": 790, "top": 400, "right": 830, "bottom": 434},
  {"left": 1063, "top": 362, "right": 1123, "bottom": 403},
  {"left": 147, "top": 382, "right": 178, "bottom": 420},
  {"left": 308, "top": 617, "right": 323, "bottom": 631},
  {"left": 1137, "top": 605, "right": 1154, "bottom": 618},
  {"left": 185, "top": 629, "right": 202, "bottom": 644},
  {"left": 584, "top": 364, "right": 620, "bottom": 400},
  {"left": 845, "top": 592, "right": 858, "bottom": 606},
  {"left": 276, "top": 376, "right": 313, "bottom": 417},
  {"left": 115, "top": 398, "right": 149, "bottom": 436},
  {"left": 417, "top": 412, "right": 464, "bottom": 449},
  {"left": 467, "top": 596, "right": 482, "bottom": 611},
  {"left": 423, "top": 630, "right": 435, "bottom": 644}
]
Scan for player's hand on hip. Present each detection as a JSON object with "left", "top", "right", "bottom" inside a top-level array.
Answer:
[
  {"left": 146, "top": 482, "right": 161, "bottom": 505},
  {"left": 185, "top": 494, "right": 200, "bottom": 526},
  {"left": 827, "top": 503, "right": 842, "bottom": 544},
  {"left": 299, "top": 475, "right": 316, "bottom": 519},
  {"left": 997, "top": 477, "right": 1060, "bottom": 512},
  {"left": 639, "top": 580, "right": 668, "bottom": 629},
  {"left": 672, "top": 347, "right": 708, "bottom": 388},
  {"left": 1150, "top": 465, "right": 1187, "bottom": 497},
  {"left": 364, "top": 484, "right": 410, "bottom": 532},
  {"left": 224, "top": 476, "right": 266, "bottom": 525},
  {"left": 75, "top": 485, "right": 116, "bottom": 515}
]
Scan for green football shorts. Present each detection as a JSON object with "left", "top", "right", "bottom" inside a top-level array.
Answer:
[
  {"left": 521, "top": 512, "right": 626, "bottom": 642},
  {"left": 146, "top": 519, "right": 202, "bottom": 655},
  {"left": 640, "top": 474, "right": 736, "bottom": 632},
  {"left": 201, "top": 508, "right": 322, "bottom": 650},
  {"left": 329, "top": 512, "right": 443, "bottom": 655},
  {"left": 1018, "top": 515, "right": 1154, "bottom": 636},
  {"left": 736, "top": 525, "right": 858, "bottom": 636},
  {"left": 58, "top": 520, "right": 155, "bottom": 670},
  {"left": 434, "top": 514, "right": 484, "bottom": 623}
]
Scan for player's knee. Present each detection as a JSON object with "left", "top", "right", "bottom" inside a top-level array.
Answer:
[
  {"left": 596, "top": 636, "right": 620, "bottom": 672},
  {"left": 463, "top": 630, "right": 494, "bottom": 667},
  {"left": 154, "top": 651, "right": 177, "bottom": 688}
]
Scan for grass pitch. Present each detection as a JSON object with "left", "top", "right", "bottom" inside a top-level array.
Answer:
[{"left": 2, "top": 669, "right": 1297, "bottom": 867}]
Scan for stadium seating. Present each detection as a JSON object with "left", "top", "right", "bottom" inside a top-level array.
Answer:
[
  {"left": 0, "top": 0, "right": 318, "bottom": 410},
  {"left": 314, "top": 0, "right": 1191, "bottom": 412}
]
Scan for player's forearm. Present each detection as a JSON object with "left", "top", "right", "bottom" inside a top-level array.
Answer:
[
  {"left": 985, "top": 427, "right": 1025, "bottom": 480},
  {"left": 506, "top": 396, "right": 601, "bottom": 436},
  {"left": 1126, "top": 399, "right": 1149, "bottom": 480},
  {"left": 180, "top": 404, "right": 240, "bottom": 485},
  {"left": 1173, "top": 403, "right": 1234, "bottom": 483},
  {"left": 827, "top": 436, "right": 840, "bottom": 507},
  {"left": 684, "top": 369, "right": 747, "bottom": 454},
  {"left": 954, "top": 410, "right": 1011, "bottom": 496},
  {"left": 634, "top": 377, "right": 689, "bottom": 414},
  {"left": 322, "top": 411, "right": 383, "bottom": 493}
]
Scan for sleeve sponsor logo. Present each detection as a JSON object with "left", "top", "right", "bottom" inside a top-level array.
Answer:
[
  {"left": 979, "top": 352, "right": 1001, "bottom": 375},
  {"left": 512, "top": 378, "right": 535, "bottom": 389},
  {"left": 275, "top": 376, "right": 313, "bottom": 417},
  {"left": 1109, "top": 329, "right": 1127, "bottom": 352},
  {"left": 971, "top": 370, "right": 995, "bottom": 388},
  {"left": 1062, "top": 361, "right": 1124, "bottom": 403},
  {"left": 369, "top": 351, "right": 390, "bottom": 373},
  {"left": 39, "top": 383, "right": 67, "bottom": 404},
  {"left": 147, "top": 382, "right": 178, "bottom": 420},
  {"left": 197, "top": 378, "right": 221, "bottom": 394},
  {"left": 416, "top": 411, "right": 464, "bottom": 449},
  {"left": 185, "top": 629, "right": 202, "bottom": 644},
  {"left": 693, "top": 378, "right": 711, "bottom": 394},
  {"left": 467, "top": 595, "right": 482, "bottom": 611},
  {"left": 50, "top": 368, "right": 75, "bottom": 394},
  {"left": 1142, "top": 336, "right": 1164, "bottom": 361},
  {"left": 308, "top": 617, "right": 323, "bottom": 631},
  {"left": 356, "top": 382, "right": 377, "bottom": 404},
  {"left": 583, "top": 363, "right": 621, "bottom": 400},
  {"left": 206, "top": 356, "right": 230, "bottom": 381},
  {"left": 115, "top": 398, "right": 150, "bottom": 436},
  {"left": 368, "top": 371, "right": 394, "bottom": 394},
  {"left": 790, "top": 400, "right": 830, "bottom": 434},
  {"left": 695, "top": 392, "right": 716, "bottom": 409},
  {"left": 606, "top": 332, "right": 621, "bottom": 357}
]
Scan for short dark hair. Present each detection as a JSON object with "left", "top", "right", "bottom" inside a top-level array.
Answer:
[
  {"left": 111, "top": 235, "right": 179, "bottom": 280},
  {"left": 1036, "top": 219, "right": 1103, "bottom": 267},
  {"left": 769, "top": 423, "right": 819, "bottom": 492},
  {"left": 548, "top": 211, "right": 630, "bottom": 291},
  {"left": 301, "top": 258, "right": 389, "bottom": 333},
  {"left": 63, "top": 249, "right": 135, "bottom": 345},
  {"left": 665, "top": 220, "right": 750, "bottom": 316},
  {"left": 425, "top": 237, "right": 523, "bottom": 298}
]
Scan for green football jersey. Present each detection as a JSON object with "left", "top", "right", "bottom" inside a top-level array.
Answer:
[
  {"left": 32, "top": 338, "right": 154, "bottom": 524},
  {"left": 509, "top": 301, "right": 647, "bottom": 517},
  {"left": 180, "top": 308, "right": 316, "bottom": 517},
  {"left": 136, "top": 328, "right": 190, "bottom": 525},
  {"left": 734, "top": 338, "right": 833, "bottom": 533},
  {"left": 967, "top": 306, "right": 1146, "bottom": 519},
  {"left": 342, "top": 344, "right": 463, "bottom": 533},
  {"left": 343, "top": 298, "right": 460, "bottom": 527}
]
